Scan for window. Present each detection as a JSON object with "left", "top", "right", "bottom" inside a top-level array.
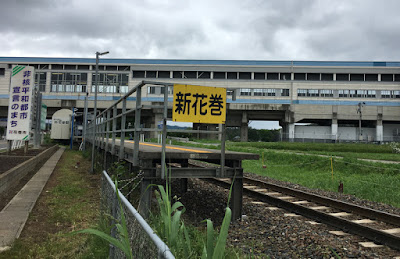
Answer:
[
  {"left": 239, "top": 72, "right": 251, "bottom": 80},
  {"left": 307, "top": 89, "right": 319, "bottom": 97},
  {"left": 307, "top": 73, "right": 320, "bottom": 81},
  {"left": 381, "top": 74, "right": 393, "bottom": 82},
  {"left": 132, "top": 70, "right": 145, "bottom": 78},
  {"left": 280, "top": 73, "right": 291, "bottom": 80},
  {"left": 35, "top": 72, "right": 47, "bottom": 92},
  {"left": 51, "top": 64, "right": 63, "bottom": 70},
  {"left": 158, "top": 71, "right": 170, "bottom": 78},
  {"left": 0, "top": 68, "right": 4, "bottom": 76},
  {"left": 267, "top": 73, "right": 279, "bottom": 80},
  {"left": 367, "top": 90, "right": 376, "bottom": 98},
  {"left": 253, "top": 89, "right": 275, "bottom": 96},
  {"left": 147, "top": 86, "right": 156, "bottom": 94},
  {"left": 173, "top": 71, "right": 182, "bottom": 78},
  {"left": 297, "top": 89, "right": 307, "bottom": 97},
  {"left": 184, "top": 71, "right": 196, "bottom": 78},
  {"left": 51, "top": 72, "right": 64, "bottom": 92},
  {"left": 240, "top": 88, "right": 251, "bottom": 96},
  {"left": 365, "top": 74, "right": 378, "bottom": 81},
  {"left": 254, "top": 72, "right": 265, "bottom": 80},
  {"left": 355, "top": 90, "right": 367, "bottom": 98},
  {"left": 381, "top": 90, "right": 391, "bottom": 98},
  {"left": 395, "top": 74, "right": 400, "bottom": 82},
  {"left": 294, "top": 73, "right": 306, "bottom": 80},
  {"left": 350, "top": 74, "right": 364, "bottom": 81},
  {"left": 118, "top": 66, "right": 129, "bottom": 71},
  {"left": 336, "top": 74, "right": 349, "bottom": 81},
  {"left": 146, "top": 71, "right": 156, "bottom": 78},
  {"left": 321, "top": 73, "right": 333, "bottom": 81},
  {"left": 339, "top": 90, "right": 349, "bottom": 97},
  {"left": 320, "top": 89, "right": 333, "bottom": 97},
  {"left": 213, "top": 72, "right": 225, "bottom": 79},
  {"left": 227, "top": 72, "right": 237, "bottom": 79},
  {"left": 64, "top": 65, "right": 76, "bottom": 70},
  {"left": 91, "top": 73, "right": 129, "bottom": 93},
  {"left": 106, "top": 66, "right": 117, "bottom": 71},
  {"left": 78, "top": 65, "right": 90, "bottom": 70},
  {"left": 281, "top": 89, "right": 290, "bottom": 96},
  {"left": 198, "top": 71, "right": 210, "bottom": 79},
  {"left": 394, "top": 90, "right": 400, "bottom": 98},
  {"left": 160, "top": 86, "right": 173, "bottom": 95}
]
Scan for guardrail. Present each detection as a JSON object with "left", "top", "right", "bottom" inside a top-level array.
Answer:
[{"left": 101, "top": 170, "right": 175, "bottom": 259}]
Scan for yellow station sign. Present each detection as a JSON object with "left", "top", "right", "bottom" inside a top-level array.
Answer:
[{"left": 172, "top": 84, "right": 226, "bottom": 124}]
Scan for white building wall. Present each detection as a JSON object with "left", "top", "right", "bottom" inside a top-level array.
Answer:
[{"left": 295, "top": 125, "right": 378, "bottom": 141}]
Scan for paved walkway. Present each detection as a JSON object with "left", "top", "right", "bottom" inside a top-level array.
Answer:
[{"left": 0, "top": 147, "right": 65, "bottom": 251}]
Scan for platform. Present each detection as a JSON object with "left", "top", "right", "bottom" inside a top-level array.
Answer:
[{"left": 99, "top": 139, "right": 259, "bottom": 220}]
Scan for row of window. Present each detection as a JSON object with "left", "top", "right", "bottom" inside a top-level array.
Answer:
[
  {"left": 132, "top": 70, "right": 400, "bottom": 82},
  {"left": 9, "top": 64, "right": 130, "bottom": 71},
  {"left": 3, "top": 66, "right": 400, "bottom": 82},
  {"left": 298, "top": 89, "right": 400, "bottom": 98},
  {"left": 48, "top": 72, "right": 129, "bottom": 93}
]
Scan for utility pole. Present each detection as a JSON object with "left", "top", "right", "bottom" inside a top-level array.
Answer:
[{"left": 91, "top": 51, "right": 109, "bottom": 174}]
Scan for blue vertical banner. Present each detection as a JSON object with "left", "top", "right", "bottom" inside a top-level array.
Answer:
[{"left": 6, "top": 66, "right": 35, "bottom": 140}]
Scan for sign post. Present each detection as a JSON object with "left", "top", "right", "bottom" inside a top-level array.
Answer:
[{"left": 6, "top": 66, "right": 35, "bottom": 153}]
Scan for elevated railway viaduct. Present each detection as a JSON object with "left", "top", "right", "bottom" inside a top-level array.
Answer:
[{"left": 0, "top": 57, "right": 399, "bottom": 142}]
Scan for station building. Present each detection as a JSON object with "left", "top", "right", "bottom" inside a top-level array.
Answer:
[{"left": 0, "top": 57, "right": 399, "bottom": 142}]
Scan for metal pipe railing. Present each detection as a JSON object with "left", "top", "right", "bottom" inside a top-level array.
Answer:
[{"left": 102, "top": 170, "right": 175, "bottom": 259}]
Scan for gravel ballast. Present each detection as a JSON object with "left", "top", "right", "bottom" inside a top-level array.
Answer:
[{"left": 172, "top": 175, "right": 400, "bottom": 258}]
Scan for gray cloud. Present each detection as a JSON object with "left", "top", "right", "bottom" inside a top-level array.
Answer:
[{"left": 0, "top": 0, "right": 399, "bottom": 60}]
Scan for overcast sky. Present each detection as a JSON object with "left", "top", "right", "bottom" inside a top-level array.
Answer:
[
  {"left": 1, "top": 0, "right": 400, "bottom": 61},
  {"left": 1, "top": 0, "right": 399, "bottom": 129}
]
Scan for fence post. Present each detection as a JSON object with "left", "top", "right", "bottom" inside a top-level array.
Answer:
[
  {"left": 112, "top": 106, "right": 117, "bottom": 155},
  {"left": 119, "top": 98, "right": 127, "bottom": 160},
  {"left": 133, "top": 87, "right": 142, "bottom": 167},
  {"left": 104, "top": 110, "right": 111, "bottom": 170}
]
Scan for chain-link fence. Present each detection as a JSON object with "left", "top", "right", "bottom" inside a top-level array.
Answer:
[{"left": 101, "top": 170, "right": 174, "bottom": 259}]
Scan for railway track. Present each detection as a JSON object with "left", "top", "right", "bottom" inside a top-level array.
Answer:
[{"left": 205, "top": 176, "right": 400, "bottom": 251}]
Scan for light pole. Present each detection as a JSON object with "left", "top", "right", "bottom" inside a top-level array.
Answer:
[
  {"left": 91, "top": 51, "right": 109, "bottom": 173},
  {"left": 357, "top": 102, "right": 365, "bottom": 141}
]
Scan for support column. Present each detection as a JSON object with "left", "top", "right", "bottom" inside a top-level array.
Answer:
[
  {"left": 376, "top": 119, "right": 383, "bottom": 143},
  {"left": 139, "top": 179, "right": 152, "bottom": 219},
  {"left": 240, "top": 111, "right": 248, "bottom": 142},
  {"left": 288, "top": 123, "right": 295, "bottom": 142},
  {"left": 227, "top": 159, "right": 243, "bottom": 221},
  {"left": 331, "top": 118, "right": 338, "bottom": 142}
]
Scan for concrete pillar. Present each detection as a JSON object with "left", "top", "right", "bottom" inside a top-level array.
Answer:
[
  {"left": 376, "top": 119, "right": 383, "bottom": 143},
  {"left": 193, "top": 123, "right": 218, "bottom": 139},
  {"left": 208, "top": 124, "right": 218, "bottom": 140},
  {"left": 288, "top": 123, "right": 295, "bottom": 141},
  {"left": 331, "top": 118, "right": 338, "bottom": 142},
  {"left": 240, "top": 111, "right": 248, "bottom": 142}
]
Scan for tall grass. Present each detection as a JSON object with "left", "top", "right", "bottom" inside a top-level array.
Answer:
[
  {"left": 72, "top": 180, "right": 133, "bottom": 259},
  {"left": 152, "top": 167, "right": 233, "bottom": 258}
]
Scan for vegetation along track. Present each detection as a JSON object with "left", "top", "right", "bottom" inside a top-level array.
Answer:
[{"left": 205, "top": 175, "right": 400, "bottom": 251}]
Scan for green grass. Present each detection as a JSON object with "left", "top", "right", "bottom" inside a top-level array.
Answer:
[
  {"left": 0, "top": 150, "right": 108, "bottom": 258},
  {"left": 237, "top": 147, "right": 400, "bottom": 208}
]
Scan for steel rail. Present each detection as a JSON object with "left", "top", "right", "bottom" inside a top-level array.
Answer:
[
  {"left": 206, "top": 177, "right": 400, "bottom": 251},
  {"left": 243, "top": 177, "right": 400, "bottom": 227}
]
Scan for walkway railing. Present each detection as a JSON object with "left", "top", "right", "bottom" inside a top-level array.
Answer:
[{"left": 102, "top": 170, "right": 174, "bottom": 259}]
